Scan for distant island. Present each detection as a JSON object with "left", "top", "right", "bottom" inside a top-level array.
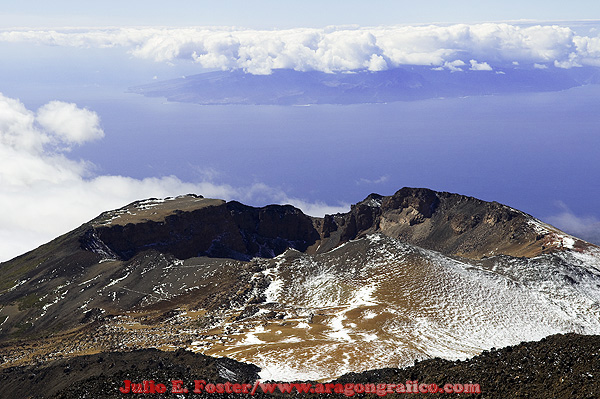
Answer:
[{"left": 129, "top": 66, "right": 600, "bottom": 105}]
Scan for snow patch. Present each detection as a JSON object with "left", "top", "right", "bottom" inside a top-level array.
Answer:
[
  {"left": 351, "top": 283, "right": 378, "bottom": 306},
  {"left": 359, "top": 332, "right": 379, "bottom": 342},
  {"left": 363, "top": 310, "right": 378, "bottom": 319},
  {"left": 294, "top": 321, "right": 310, "bottom": 329},
  {"left": 328, "top": 312, "right": 353, "bottom": 342},
  {"left": 239, "top": 325, "right": 266, "bottom": 345},
  {"left": 264, "top": 277, "right": 283, "bottom": 303},
  {"left": 257, "top": 360, "right": 327, "bottom": 382},
  {"left": 217, "top": 364, "right": 239, "bottom": 380},
  {"left": 562, "top": 236, "right": 575, "bottom": 249},
  {"left": 105, "top": 271, "right": 132, "bottom": 287},
  {"left": 282, "top": 337, "right": 302, "bottom": 343}
]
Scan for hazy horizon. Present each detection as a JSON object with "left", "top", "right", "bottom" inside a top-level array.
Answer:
[{"left": 1, "top": 9, "right": 600, "bottom": 260}]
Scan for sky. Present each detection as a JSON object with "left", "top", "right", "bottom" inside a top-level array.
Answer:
[
  {"left": 0, "top": 2, "right": 599, "bottom": 261},
  {"left": 2, "top": 0, "right": 600, "bottom": 28}
]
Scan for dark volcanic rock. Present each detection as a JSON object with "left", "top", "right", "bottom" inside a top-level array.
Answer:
[
  {"left": 333, "top": 333, "right": 600, "bottom": 399},
  {"left": 383, "top": 187, "right": 440, "bottom": 219},
  {"left": 318, "top": 187, "right": 575, "bottom": 258},
  {"left": 65, "top": 188, "right": 594, "bottom": 264},
  {"left": 0, "top": 349, "right": 260, "bottom": 399},
  {"left": 85, "top": 200, "right": 320, "bottom": 261},
  {"left": 1, "top": 333, "right": 598, "bottom": 398}
]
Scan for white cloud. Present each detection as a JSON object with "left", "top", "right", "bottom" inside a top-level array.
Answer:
[
  {"left": 444, "top": 59, "right": 466, "bottom": 72},
  {"left": 238, "top": 182, "right": 349, "bottom": 217},
  {"left": 469, "top": 59, "right": 492, "bottom": 71},
  {"left": 554, "top": 54, "right": 582, "bottom": 69},
  {"left": 546, "top": 202, "right": 600, "bottom": 245},
  {"left": 367, "top": 54, "right": 388, "bottom": 71},
  {"left": 37, "top": 101, "right": 104, "bottom": 146},
  {"left": 0, "top": 93, "right": 348, "bottom": 262},
  {"left": 1, "top": 23, "right": 600, "bottom": 74},
  {"left": 356, "top": 175, "right": 389, "bottom": 185},
  {"left": 573, "top": 35, "right": 600, "bottom": 66},
  {"left": 0, "top": 94, "right": 45, "bottom": 154}
]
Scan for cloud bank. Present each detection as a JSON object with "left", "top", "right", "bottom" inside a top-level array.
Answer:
[
  {"left": 0, "top": 93, "right": 347, "bottom": 262},
  {"left": 546, "top": 202, "right": 600, "bottom": 246},
  {"left": 2, "top": 23, "right": 600, "bottom": 74}
]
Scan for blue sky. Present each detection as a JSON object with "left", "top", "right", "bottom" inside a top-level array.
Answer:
[
  {"left": 2, "top": 0, "right": 600, "bottom": 28},
  {"left": 0, "top": 2, "right": 599, "bottom": 260}
]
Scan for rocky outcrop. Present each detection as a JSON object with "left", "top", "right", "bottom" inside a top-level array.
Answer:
[
  {"left": 0, "top": 349, "right": 260, "bottom": 399},
  {"left": 83, "top": 199, "right": 320, "bottom": 261},
  {"left": 76, "top": 188, "right": 589, "bottom": 262},
  {"left": 316, "top": 187, "right": 589, "bottom": 258}
]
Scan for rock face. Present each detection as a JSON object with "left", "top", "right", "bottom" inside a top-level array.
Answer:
[
  {"left": 79, "top": 187, "right": 590, "bottom": 264},
  {"left": 84, "top": 197, "right": 320, "bottom": 261},
  {"left": 0, "top": 188, "right": 598, "bottom": 384},
  {"left": 318, "top": 187, "right": 587, "bottom": 259}
]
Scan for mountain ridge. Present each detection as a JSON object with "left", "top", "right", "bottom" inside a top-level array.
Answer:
[
  {"left": 1, "top": 187, "right": 599, "bottom": 381},
  {"left": 78, "top": 186, "right": 593, "bottom": 263}
]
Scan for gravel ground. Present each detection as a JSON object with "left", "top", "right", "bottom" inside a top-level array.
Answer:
[{"left": 1, "top": 333, "right": 598, "bottom": 398}]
